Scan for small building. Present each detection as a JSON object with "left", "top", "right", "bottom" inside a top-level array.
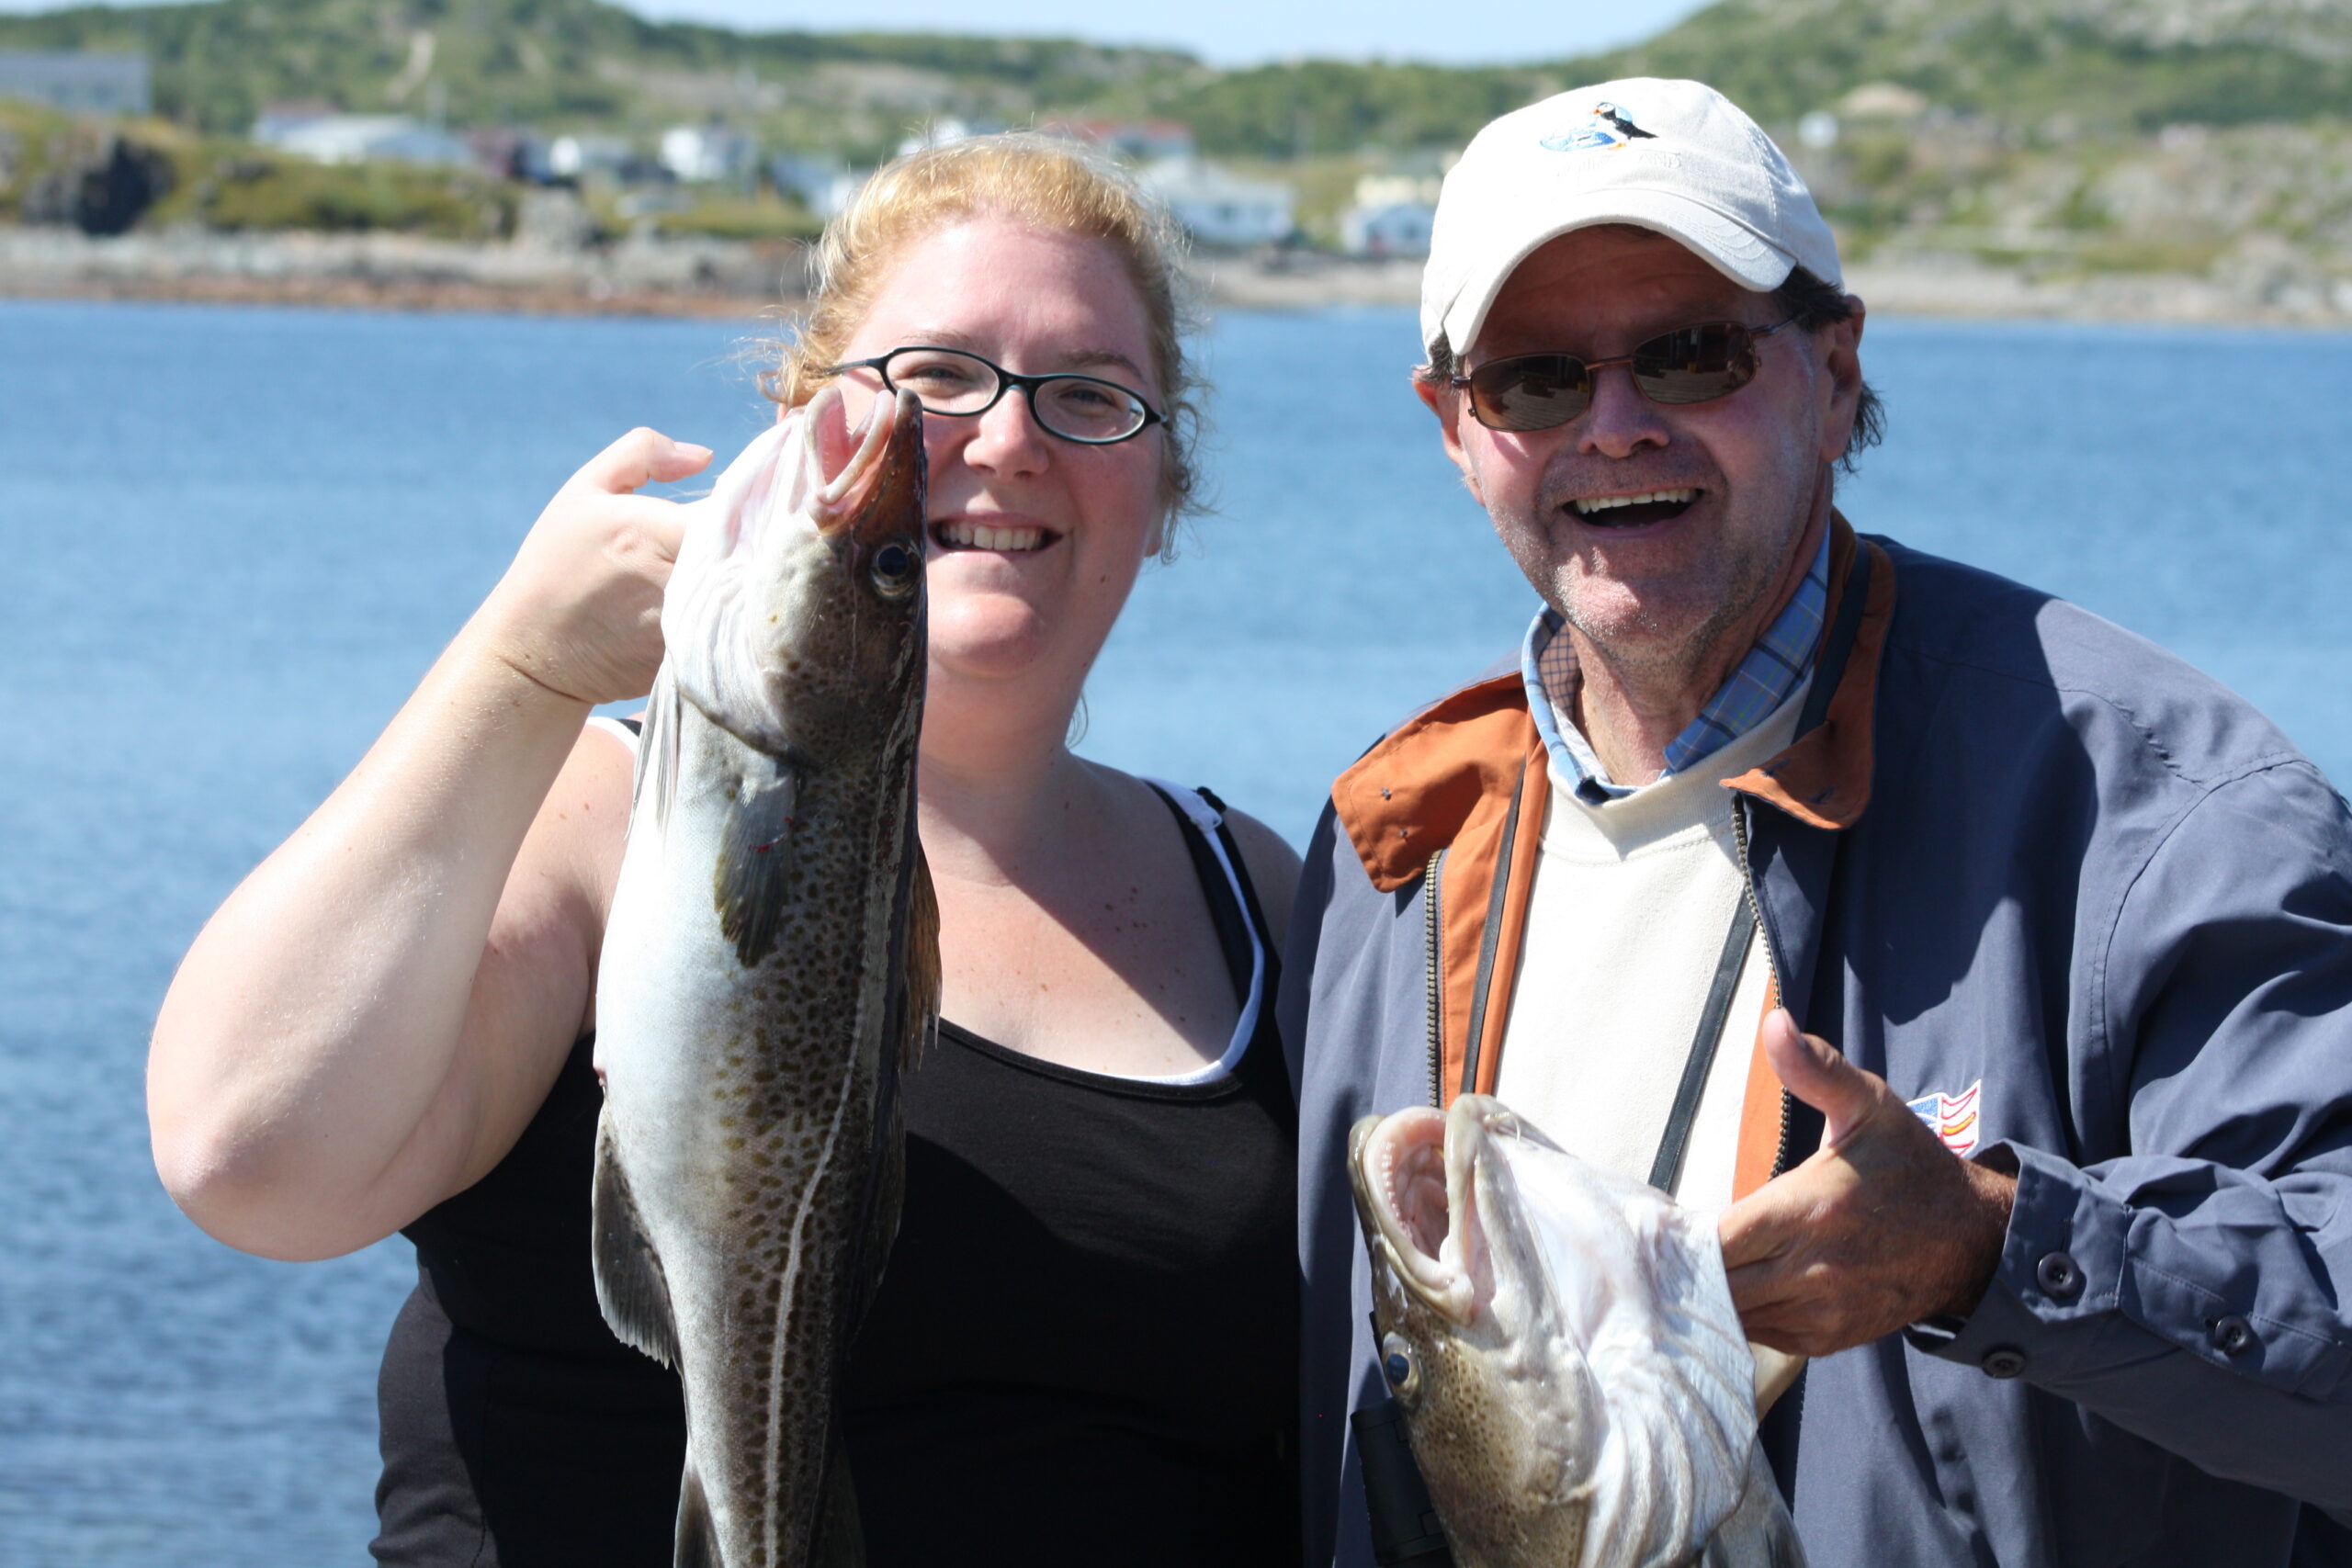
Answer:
[
  {"left": 260, "top": 113, "right": 472, "bottom": 169},
  {"left": 1340, "top": 200, "right": 1435, "bottom": 258},
  {"left": 896, "top": 117, "right": 1000, "bottom": 157},
  {"left": 0, "top": 51, "right": 150, "bottom": 116},
  {"left": 1041, "top": 118, "right": 1195, "bottom": 164},
  {"left": 659, "top": 124, "right": 753, "bottom": 185},
  {"left": 1141, "top": 157, "right": 1295, "bottom": 249},
  {"left": 548, "top": 133, "right": 653, "bottom": 185},
  {"left": 771, "top": 153, "right": 864, "bottom": 219}
]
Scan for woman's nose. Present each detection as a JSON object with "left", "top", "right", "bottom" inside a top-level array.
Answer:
[{"left": 953, "top": 386, "right": 1051, "bottom": 475}]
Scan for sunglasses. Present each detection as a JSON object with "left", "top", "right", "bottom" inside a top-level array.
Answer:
[{"left": 1452, "top": 316, "right": 1799, "bottom": 432}]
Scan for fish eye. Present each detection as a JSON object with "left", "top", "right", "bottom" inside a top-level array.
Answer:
[
  {"left": 1380, "top": 1333, "right": 1422, "bottom": 1405},
  {"left": 868, "top": 538, "right": 921, "bottom": 599}
]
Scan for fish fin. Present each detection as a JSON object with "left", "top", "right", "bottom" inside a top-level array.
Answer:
[
  {"left": 673, "top": 1460, "right": 719, "bottom": 1568},
  {"left": 591, "top": 1110, "right": 681, "bottom": 1369},
  {"left": 713, "top": 758, "right": 799, "bottom": 968},
  {"left": 636, "top": 666, "right": 683, "bottom": 836},
  {"left": 807, "top": 1432, "right": 867, "bottom": 1568},
  {"left": 902, "top": 844, "right": 940, "bottom": 1073}
]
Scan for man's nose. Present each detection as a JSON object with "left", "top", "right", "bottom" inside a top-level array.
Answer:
[{"left": 1575, "top": 365, "right": 1671, "bottom": 458}]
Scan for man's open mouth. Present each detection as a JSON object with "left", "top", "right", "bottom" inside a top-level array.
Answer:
[
  {"left": 933, "top": 519, "right": 1057, "bottom": 554},
  {"left": 1569, "top": 489, "right": 1699, "bottom": 528}
]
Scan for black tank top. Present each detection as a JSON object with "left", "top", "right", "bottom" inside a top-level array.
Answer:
[{"left": 373, "top": 784, "right": 1298, "bottom": 1567}]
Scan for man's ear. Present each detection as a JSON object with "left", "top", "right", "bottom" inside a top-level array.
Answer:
[
  {"left": 1815, "top": 297, "right": 1867, "bottom": 465},
  {"left": 1412, "top": 372, "right": 1484, "bottom": 507}
]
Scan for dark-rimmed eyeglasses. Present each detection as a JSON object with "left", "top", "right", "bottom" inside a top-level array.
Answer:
[
  {"left": 820, "top": 345, "right": 1164, "bottom": 446},
  {"left": 1453, "top": 316, "right": 1800, "bottom": 432}
]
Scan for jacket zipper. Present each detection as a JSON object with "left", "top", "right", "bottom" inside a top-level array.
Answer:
[
  {"left": 1729, "top": 796, "right": 1801, "bottom": 1177},
  {"left": 1421, "top": 847, "right": 1446, "bottom": 1109}
]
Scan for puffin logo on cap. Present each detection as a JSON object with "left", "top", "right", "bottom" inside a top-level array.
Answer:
[{"left": 1539, "top": 101, "right": 1659, "bottom": 153}]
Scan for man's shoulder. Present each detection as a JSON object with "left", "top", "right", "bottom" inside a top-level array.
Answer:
[{"left": 1874, "top": 535, "right": 2305, "bottom": 789}]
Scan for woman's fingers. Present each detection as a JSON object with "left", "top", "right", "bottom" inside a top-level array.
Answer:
[
  {"left": 569, "top": 427, "right": 714, "bottom": 497},
  {"left": 469, "top": 430, "right": 720, "bottom": 706}
]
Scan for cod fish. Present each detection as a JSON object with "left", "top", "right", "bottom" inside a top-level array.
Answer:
[
  {"left": 1348, "top": 1096, "right": 1804, "bottom": 1568},
  {"left": 593, "top": 386, "right": 936, "bottom": 1568}
]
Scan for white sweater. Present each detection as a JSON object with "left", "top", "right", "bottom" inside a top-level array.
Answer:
[{"left": 1494, "top": 678, "right": 1809, "bottom": 1211}]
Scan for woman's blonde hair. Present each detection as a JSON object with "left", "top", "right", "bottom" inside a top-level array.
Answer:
[{"left": 767, "top": 132, "right": 1204, "bottom": 536}]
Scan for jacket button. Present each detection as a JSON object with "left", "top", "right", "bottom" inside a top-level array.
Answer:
[
  {"left": 2211, "top": 1316, "right": 2256, "bottom": 1356},
  {"left": 2035, "top": 1251, "right": 2082, "bottom": 1302},
  {"left": 1981, "top": 1346, "right": 2028, "bottom": 1380}
]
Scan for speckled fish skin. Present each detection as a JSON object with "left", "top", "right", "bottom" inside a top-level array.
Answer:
[
  {"left": 593, "top": 387, "right": 937, "bottom": 1568},
  {"left": 1347, "top": 1096, "right": 1805, "bottom": 1568}
]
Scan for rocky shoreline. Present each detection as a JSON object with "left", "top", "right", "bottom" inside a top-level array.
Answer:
[{"left": 6, "top": 225, "right": 2349, "bottom": 328}]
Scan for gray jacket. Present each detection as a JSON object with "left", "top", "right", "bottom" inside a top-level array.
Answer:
[{"left": 1284, "top": 524, "right": 2352, "bottom": 1566}]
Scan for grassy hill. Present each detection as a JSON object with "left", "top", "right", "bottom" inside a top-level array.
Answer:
[
  {"left": 8, "top": 0, "right": 2349, "bottom": 160},
  {"left": 1575, "top": 0, "right": 2352, "bottom": 130}
]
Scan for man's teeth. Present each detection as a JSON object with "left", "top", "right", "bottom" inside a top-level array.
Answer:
[
  {"left": 939, "top": 520, "right": 1047, "bottom": 551},
  {"left": 1573, "top": 489, "right": 1698, "bottom": 517}
]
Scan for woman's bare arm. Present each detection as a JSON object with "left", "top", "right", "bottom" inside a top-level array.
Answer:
[{"left": 147, "top": 429, "right": 707, "bottom": 1262}]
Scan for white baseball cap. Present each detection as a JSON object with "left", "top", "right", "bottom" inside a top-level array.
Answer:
[{"left": 1421, "top": 78, "right": 1842, "bottom": 358}]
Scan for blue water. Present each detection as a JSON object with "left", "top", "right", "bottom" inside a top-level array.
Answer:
[{"left": 4, "top": 299, "right": 2349, "bottom": 1562}]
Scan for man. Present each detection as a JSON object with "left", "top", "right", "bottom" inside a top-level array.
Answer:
[{"left": 1285, "top": 79, "right": 2352, "bottom": 1567}]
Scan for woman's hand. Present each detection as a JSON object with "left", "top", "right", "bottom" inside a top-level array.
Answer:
[
  {"left": 470, "top": 428, "right": 712, "bottom": 705},
  {"left": 149, "top": 429, "right": 711, "bottom": 1260}
]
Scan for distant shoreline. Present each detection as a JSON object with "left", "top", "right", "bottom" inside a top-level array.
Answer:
[{"left": 6, "top": 227, "right": 2349, "bottom": 330}]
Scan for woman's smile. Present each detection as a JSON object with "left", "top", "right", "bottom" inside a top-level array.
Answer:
[{"left": 931, "top": 514, "right": 1060, "bottom": 554}]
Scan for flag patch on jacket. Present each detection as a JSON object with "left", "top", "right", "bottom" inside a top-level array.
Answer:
[{"left": 1906, "top": 1081, "right": 1981, "bottom": 1158}]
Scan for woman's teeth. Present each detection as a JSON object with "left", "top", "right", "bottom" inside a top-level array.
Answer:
[
  {"left": 1572, "top": 488, "right": 1698, "bottom": 519},
  {"left": 937, "top": 520, "right": 1048, "bottom": 552}
]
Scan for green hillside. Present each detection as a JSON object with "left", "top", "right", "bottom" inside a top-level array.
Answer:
[
  {"left": 0, "top": 0, "right": 1192, "bottom": 152},
  {"left": 8, "top": 0, "right": 2349, "bottom": 160},
  {"left": 1576, "top": 0, "right": 2352, "bottom": 130}
]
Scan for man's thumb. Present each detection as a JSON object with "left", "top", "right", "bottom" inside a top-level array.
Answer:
[{"left": 1761, "top": 1008, "right": 1874, "bottom": 1135}]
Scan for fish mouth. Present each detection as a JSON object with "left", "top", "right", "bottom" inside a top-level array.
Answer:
[
  {"left": 1353, "top": 1106, "right": 1484, "bottom": 1324},
  {"left": 806, "top": 385, "right": 924, "bottom": 540}
]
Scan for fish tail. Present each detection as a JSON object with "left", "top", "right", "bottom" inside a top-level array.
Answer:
[
  {"left": 808, "top": 1428, "right": 867, "bottom": 1567},
  {"left": 674, "top": 1457, "right": 719, "bottom": 1568}
]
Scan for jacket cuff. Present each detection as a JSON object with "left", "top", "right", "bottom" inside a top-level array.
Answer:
[
  {"left": 1906, "top": 1140, "right": 2128, "bottom": 1382},
  {"left": 1908, "top": 1142, "right": 2349, "bottom": 1398}
]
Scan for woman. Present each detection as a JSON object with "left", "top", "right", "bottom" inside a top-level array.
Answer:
[{"left": 148, "top": 136, "right": 1300, "bottom": 1567}]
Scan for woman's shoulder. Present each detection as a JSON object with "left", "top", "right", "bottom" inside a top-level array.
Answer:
[{"left": 1094, "top": 764, "right": 1303, "bottom": 950}]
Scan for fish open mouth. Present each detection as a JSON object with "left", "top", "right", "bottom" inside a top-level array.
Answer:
[
  {"left": 1357, "top": 1107, "right": 1481, "bottom": 1322},
  {"left": 1568, "top": 488, "right": 1699, "bottom": 528},
  {"left": 806, "top": 385, "right": 921, "bottom": 537}
]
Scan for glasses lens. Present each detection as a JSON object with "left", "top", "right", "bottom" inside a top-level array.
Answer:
[
  {"left": 883, "top": 348, "right": 998, "bottom": 414},
  {"left": 1630, "top": 322, "right": 1758, "bottom": 404},
  {"left": 1466, "top": 354, "right": 1594, "bottom": 432},
  {"left": 1034, "top": 375, "right": 1149, "bottom": 442}
]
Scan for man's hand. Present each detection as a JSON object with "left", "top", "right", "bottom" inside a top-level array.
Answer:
[{"left": 1718, "top": 1010, "right": 2016, "bottom": 1357}]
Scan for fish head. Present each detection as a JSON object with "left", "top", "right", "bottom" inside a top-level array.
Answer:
[
  {"left": 1347, "top": 1094, "right": 1765, "bottom": 1566},
  {"left": 662, "top": 386, "right": 929, "bottom": 762}
]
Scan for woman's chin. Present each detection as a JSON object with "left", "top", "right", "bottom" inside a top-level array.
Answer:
[{"left": 926, "top": 604, "right": 1059, "bottom": 685}]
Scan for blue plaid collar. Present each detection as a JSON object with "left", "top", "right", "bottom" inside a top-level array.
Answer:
[{"left": 1522, "top": 530, "right": 1831, "bottom": 804}]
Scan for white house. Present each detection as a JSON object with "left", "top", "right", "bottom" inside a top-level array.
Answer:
[
  {"left": 660, "top": 125, "right": 753, "bottom": 185},
  {"left": 261, "top": 114, "right": 471, "bottom": 169},
  {"left": 548, "top": 134, "right": 638, "bottom": 182},
  {"left": 771, "top": 153, "right": 865, "bottom": 219},
  {"left": 1140, "top": 157, "right": 1295, "bottom": 249},
  {"left": 1340, "top": 200, "right": 1435, "bottom": 257}
]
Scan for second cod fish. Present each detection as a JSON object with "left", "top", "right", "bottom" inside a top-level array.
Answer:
[
  {"left": 1349, "top": 1095, "right": 1805, "bottom": 1568},
  {"left": 593, "top": 385, "right": 936, "bottom": 1568}
]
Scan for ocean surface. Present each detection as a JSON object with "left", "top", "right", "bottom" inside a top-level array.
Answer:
[{"left": 4, "top": 298, "right": 2349, "bottom": 1563}]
